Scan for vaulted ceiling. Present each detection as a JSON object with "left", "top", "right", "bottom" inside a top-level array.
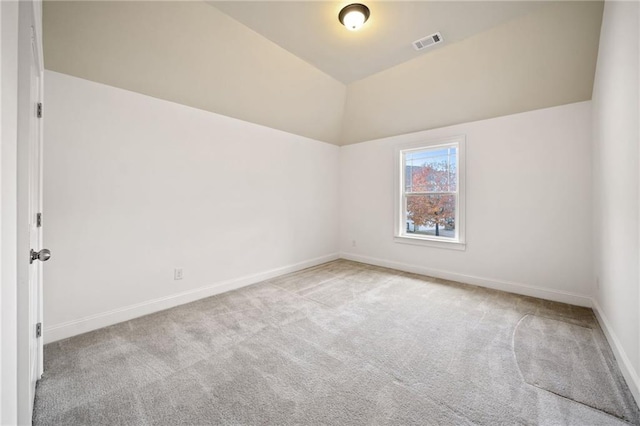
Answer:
[
  {"left": 209, "top": 1, "right": 547, "bottom": 84},
  {"left": 43, "top": 1, "right": 603, "bottom": 145}
]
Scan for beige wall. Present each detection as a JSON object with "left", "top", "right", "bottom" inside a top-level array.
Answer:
[
  {"left": 341, "top": 1, "right": 603, "bottom": 145},
  {"left": 43, "top": 1, "right": 346, "bottom": 144}
]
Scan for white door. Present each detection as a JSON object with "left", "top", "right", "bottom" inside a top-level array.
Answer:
[
  {"left": 17, "top": 0, "right": 45, "bottom": 421},
  {"left": 27, "top": 20, "right": 45, "bottom": 393}
]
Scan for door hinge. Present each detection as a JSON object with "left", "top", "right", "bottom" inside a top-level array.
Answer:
[
  {"left": 37, "top": 103, "right": 42, "bottom": 118},
  {"left": 36, "top": 323, "right": 42, "bottom": 338},
  {"left": 37, "top": 213, "right": 42, "bottom": 227}
]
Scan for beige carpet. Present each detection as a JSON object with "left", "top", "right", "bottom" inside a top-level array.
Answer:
[{"left": 34, "top": 260, "right": 640, "bottom": 425}]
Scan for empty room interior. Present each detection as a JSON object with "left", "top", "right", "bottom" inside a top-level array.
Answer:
[{"left": 1, "top": 0, "right": 640, "bottom": 424}]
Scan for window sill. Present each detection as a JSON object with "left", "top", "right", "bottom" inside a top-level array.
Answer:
[{"left": 394, "top": 235, "right": 466, "bottom": 251}]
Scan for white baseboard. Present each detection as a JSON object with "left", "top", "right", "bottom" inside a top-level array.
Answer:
[
  {"left": 44, "top": 253, "right": 339, "bottom": 343},
  {"left": 45, "top": 250, "right": 639, "bottom": 408},
  {"left": 591, "top": 299, "right": 640, "bottom": 405},
  {"left": 339, "top": 252, "right": 593, "bottom": 307}
]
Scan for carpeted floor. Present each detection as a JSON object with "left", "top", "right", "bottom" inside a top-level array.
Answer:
[{"left": 34, "top": 260, "right": 640, "bottom": 425}]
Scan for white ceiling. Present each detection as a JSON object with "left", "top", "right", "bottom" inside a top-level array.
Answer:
[{"left": 208, "top": 1, "right": 548, "bottom": 84}]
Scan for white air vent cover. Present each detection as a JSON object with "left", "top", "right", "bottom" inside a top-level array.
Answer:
[{"left": 412, "top": 32, "right": 443, "bottom": 51}]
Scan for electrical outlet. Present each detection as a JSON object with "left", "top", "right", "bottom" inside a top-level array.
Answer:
[
  {"left": 174, "top": 268, "right": 183, "bottom": 280},
  {"left": 352, "top": 240, "right": 357, "bottom": 247}
]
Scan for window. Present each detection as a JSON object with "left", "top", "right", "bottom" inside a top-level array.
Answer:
[{"left": 395, "top": 136, "right": 465, "bottom": 249}]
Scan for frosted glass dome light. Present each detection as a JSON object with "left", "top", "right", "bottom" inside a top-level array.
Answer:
[
  {"left": 339, "top": 4, "right": 370, "bottom": 31},
  {"left": 342, "top": 10, "right": 365, "bottom": 30}
]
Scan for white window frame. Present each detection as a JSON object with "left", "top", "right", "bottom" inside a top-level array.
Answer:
[{"left": 394, "top": 135, "right": 466, "bottom": 250}]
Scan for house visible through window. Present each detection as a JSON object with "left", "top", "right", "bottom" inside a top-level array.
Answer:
[{"left": 395, "top": 136, "right": 465, "bottom": 249}]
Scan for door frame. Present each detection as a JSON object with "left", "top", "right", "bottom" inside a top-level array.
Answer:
[
  {"left": 17, "top": 0, "right": 44, "bottom": 422},
  {"left": 1, "top": 0, "right": 43, "bottom": 424},
  {"left": 1, "top": 0, "right": 21, "bottom": 424}
]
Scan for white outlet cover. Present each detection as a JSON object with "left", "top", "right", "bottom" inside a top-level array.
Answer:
[{"left": 174, "top": 268, "right": 183, "bottom": 280}]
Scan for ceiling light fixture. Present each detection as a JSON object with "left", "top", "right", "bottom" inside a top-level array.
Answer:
[{"left": 338, "top": 3, "right": 370, "bottom": 31}]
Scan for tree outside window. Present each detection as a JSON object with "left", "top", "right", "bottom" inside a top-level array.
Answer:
[{"left": 398, "top": 141, "right": 463, "bottom": 244}]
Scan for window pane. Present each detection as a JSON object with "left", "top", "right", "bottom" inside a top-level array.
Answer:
[
  {"left": 405, "top": 147, "right": 457, "bottom": 193},
  {"left": 405, "top": 194, "right": 456, "bottom": 238}
]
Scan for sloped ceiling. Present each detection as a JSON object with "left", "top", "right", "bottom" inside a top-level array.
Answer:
[
  {"left": 43, "top": 1, "right": 603, "bottom": 146},
  {"left": 341, "top": 0, "right": 604, "bottom": 144},
  {"left": 208, "top": 1, "right": 548, "bottom": 84},
  {"left": 43, "top": 1, "right": 347, "bottom": 144}
]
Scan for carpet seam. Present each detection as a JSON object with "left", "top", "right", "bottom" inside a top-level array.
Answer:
[
  {"left": 526, "top": 382, "right": 635, "bottom": 424},
  {"left": 512, "top": 314, "right": 635, "bottom": 424}
]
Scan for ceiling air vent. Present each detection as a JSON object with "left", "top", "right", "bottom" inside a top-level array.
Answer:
[{"left": 412, "top": 32, "right": 443, "bottom": 51}]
